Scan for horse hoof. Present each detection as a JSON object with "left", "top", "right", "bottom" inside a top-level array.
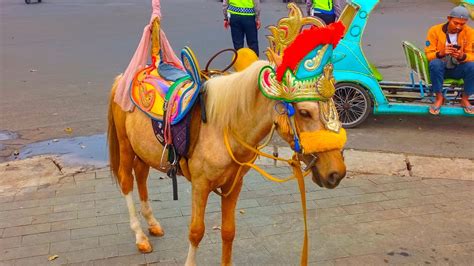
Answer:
[
  {"left": 149, "top": 225, "right": 165, "bottom": 237},
  {"left": 137, "top": 241, "right": 153, "bottom": 253}
]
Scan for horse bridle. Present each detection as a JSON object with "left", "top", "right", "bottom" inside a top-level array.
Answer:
[{"left": 272, "top": 101, "right": 344, "bottom": 172}]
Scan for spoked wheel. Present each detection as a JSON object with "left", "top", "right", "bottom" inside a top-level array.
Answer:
[{"left": 334, "top": 83, "right": 372, "bottom": 128}]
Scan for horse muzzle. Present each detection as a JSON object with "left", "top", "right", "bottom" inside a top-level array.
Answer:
[
  {"left": 298, "top": 128, "right": 347, "bottom": 189},
  {"left": 307, "top": 150, "right": 346, "bottom": 189}
]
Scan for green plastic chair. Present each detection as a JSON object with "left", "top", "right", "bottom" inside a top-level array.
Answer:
[
  {"left": 402, "top": 41, "right": 464, "bottom": 98},
  {"left": 369, "top": 62, "right": 384, "bottom": 82}
]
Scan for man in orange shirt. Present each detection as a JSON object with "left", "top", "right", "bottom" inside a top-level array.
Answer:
[{"left": 425, "top": 6, "right": 473, "bottom": 115}]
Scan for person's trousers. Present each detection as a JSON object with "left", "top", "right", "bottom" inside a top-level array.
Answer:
[
  {"left": 230, "top": 14, "right": 259, "bottom": 56},
  {"left": 429, "top": 59, "right": 474, "bottom": 96},
  {"left": 314, "top": 12, "right": 336, "bottom": 25}
]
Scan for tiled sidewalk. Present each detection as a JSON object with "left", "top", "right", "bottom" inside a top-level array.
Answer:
[{"left": 0, "top": 166, "right": 473, "bottom": 265}]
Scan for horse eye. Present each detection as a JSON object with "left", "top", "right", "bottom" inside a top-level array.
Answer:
[{"left": 299, "top": 110, "right": 311, "bottom": 118}]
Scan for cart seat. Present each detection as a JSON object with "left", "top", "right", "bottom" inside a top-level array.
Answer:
[
  {"left": 443, "top": 78, "right": 464, "bottom": 87},
  {"left": 369, "top": 62, "right": 383, "bottom": 82},
  {"left": 402, "top": 41, "right": 464, "bottom": 87}
]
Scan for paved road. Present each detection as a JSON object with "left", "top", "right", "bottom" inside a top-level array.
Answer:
[
  {"left": 0, "top": 164, "right": 472, "bottom": 265},
  {"left": 1, "top": 0, "right": 473, "bottom": 160}
]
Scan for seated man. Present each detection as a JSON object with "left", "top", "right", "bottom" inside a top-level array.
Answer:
[{"left": 425, "top": 6, "right": 474, "bottom": 115}]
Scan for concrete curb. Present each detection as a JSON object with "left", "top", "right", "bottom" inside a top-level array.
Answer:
[
  {"left": 1, "top": 148, "right": 472, "bottom": 196},
  {"left": 257, "top": 147, "right": 473, "bottom": 181}
]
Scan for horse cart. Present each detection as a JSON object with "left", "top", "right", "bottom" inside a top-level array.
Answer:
[{"left": 333, "top": 0, "right": 474, "bottom": 127}]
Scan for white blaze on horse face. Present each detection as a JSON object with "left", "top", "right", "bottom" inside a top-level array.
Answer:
[
  {"left": 294, "top": 102, "right": 324, "bottom": 132},
  {"left": 125, "top": 194, "right": 148, "bottom": 244},
  {"left": 185, "top": 244, "right": 197, "bottom": 266}
]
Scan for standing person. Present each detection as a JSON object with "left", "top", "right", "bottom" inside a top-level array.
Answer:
[
  {"left": 306, "top": 0, "right": 346, "bottom": 25},
  {"left": 425, "top": 6, "right": 474, "bottom": 115},
  {"left": 223, "top": 0, "right": 261, "bottom": 56}
]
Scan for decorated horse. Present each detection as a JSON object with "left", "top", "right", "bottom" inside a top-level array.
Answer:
[{"left": 108, "top": 2, "right": 347, "bottom": 265}]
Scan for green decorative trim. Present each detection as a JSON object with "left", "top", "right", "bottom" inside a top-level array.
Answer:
[
  {"left": 258, "top": 66, "right": 327, "bottom": 103},
  {"left": 165, "top": 76, "right": 192, "bottom": 101}
]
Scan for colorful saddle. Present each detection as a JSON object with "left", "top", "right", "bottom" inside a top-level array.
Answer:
[{"left": 131, "top": 46, "right": 203, "bottom": 125}]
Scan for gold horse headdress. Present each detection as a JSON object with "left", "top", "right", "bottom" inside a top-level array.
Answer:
[
  {"left": 259, "top": 4, "right": 345, "bottom": 103},
  {"left": 259, "top": 4, "right": 346, "bottom": 151}
]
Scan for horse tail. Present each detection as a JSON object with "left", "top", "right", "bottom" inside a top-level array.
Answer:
[{"left": 107, "top": 76, "right": 122, "bottom": 181}]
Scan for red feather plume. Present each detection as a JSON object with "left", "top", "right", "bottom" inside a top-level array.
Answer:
[{"left": 276, "top": 21, "right": 345, "bottom": 81}]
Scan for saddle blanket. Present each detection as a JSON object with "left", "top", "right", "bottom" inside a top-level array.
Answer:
[{"left": 151, "top": 111, "right": 192, "bottom": 158}]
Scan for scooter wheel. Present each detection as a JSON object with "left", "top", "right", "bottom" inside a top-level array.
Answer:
[{"left": 334, "top": 83, "right": 372, "bottom": 128}]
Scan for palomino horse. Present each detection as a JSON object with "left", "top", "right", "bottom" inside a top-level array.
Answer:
[
  {"left": 108, "top": 60, "right": 346, "bottom": 265},
  {"left": 108, "top": 2, "right": 348, "bottom": 264}
]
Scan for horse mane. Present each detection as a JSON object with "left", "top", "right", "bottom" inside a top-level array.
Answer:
[{"left": 205, "top": 60, "right": 270, "bottom": 130}]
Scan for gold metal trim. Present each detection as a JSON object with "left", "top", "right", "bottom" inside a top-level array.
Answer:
[{"left": 265, "top": 3, "right": 325, "bottom": 65}]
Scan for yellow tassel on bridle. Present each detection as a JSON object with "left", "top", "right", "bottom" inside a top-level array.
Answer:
[
  {"left": 300, "top": 128, "right": 347, "bottom": 153},
  {"left": 275, "top": 113, "right": 347, "bottom": 154}
]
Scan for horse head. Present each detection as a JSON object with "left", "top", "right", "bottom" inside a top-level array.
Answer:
[{"left": 259, "top": 4, "right": 347, "bottom": 188}]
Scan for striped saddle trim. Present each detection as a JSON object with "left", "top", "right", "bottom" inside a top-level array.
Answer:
[{"left": 228, "top": 5, "right": 255, "bottom": 15}]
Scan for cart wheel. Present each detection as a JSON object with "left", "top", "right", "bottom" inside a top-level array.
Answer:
[
  {"left": 334, "top": 83, "right": 372, "bottom": 128},
  {"left": 25, "top": 0, "right": 31, "bottom": 4}
]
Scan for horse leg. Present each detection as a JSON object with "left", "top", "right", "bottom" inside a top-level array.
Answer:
[
  {"left": 185, "top": 181, "right": 211, "bottom": 266},
  {"left": 221, "top": 179, "right": 244, "bottom": 266},
  {"left": 119, "top": 143, "right": 152, "bottom": 253},
  {"left": 134, "top": 157, "right": 164, "bottom": 237}
]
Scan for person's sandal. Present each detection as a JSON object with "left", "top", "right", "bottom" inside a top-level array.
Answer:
[
  {"left": 461, "top": 105, "right": 474, "bottom": 115},
  {"left": 429, "top": 104, "right": 441, "bottom": 115}
]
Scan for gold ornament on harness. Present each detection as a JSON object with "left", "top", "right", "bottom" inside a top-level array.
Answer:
[
  {"left": 319, "top": 98, "right": 342, "bottom": 133},
  {"left": 316, "top": 64, "right": 336, "bottom": 99}
]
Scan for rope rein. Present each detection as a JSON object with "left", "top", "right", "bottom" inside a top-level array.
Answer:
[{"left": 220, "top": 126, "right": 310, "bottom": 266}]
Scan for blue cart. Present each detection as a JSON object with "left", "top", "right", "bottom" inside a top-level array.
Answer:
[{"left": 333, "top": 0, "right": 474, "bottom": 127}]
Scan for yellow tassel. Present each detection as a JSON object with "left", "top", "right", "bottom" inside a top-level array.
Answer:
[
  {"left": 233, "top": 48, "right": 259, "bottom": 72},
  {"left": 275, "top": 114, "right": 291, "bottom": 137},
  {"left": 299, "top": 128, "right": 347, "bottom": 153}
]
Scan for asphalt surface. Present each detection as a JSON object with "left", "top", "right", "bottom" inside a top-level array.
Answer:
[{"left": 1, "top": 0, "right": 473, "bottom": 161}]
